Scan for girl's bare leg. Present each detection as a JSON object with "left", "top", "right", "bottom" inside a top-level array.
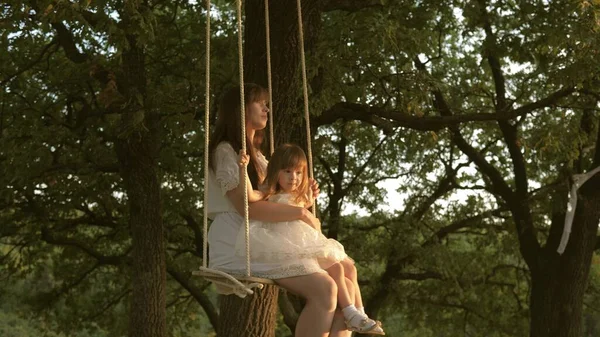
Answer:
[
  {"left": 340, "top": 259, "right": 385, "bottom": 335},
  {"left": 326, "top": 262, "right": 354, "bottom": 308},
  {"left": 341, "top": 258, "right": 363, "bottom": 308},
  {"left": 275, "top": 273, "right": 337, "bottom": 337}
]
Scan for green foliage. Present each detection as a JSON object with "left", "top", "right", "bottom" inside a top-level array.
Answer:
[{"left": 1, "top": 0, "right": 599, "bottom": 336}]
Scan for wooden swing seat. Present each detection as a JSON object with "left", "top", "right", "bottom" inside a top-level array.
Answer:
[{"left": 193, "top": 267, "right": 275, "bottom": 298}]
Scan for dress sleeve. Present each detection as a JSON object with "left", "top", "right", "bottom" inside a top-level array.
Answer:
[{"left": 214, "top": 143, "right": 239, "bottom": 195}]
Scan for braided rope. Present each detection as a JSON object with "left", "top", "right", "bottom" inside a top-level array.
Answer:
[
  {"left": 296, "top": 0, "right": 317, "bottom": 216},
  {"left": 202, "top": 0, "right": 211, "bottom": 269},
  {"left": 235, "top": 0, "right": 251, "bottom": 277},
  {"left": 265, "top": 0, "right": 274, "bottom": 155}
]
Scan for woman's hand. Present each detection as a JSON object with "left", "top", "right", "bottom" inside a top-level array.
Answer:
[{"left": 238, "top": 150, "right": 249, "bottom": 168}]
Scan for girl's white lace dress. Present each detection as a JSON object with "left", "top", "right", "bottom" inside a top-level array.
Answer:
[
  {"left": 207, "top": 142, "right": 342, "bottom": 285},
  {"left": 235, "top": 193, "right": 347, "bottom": 271}
]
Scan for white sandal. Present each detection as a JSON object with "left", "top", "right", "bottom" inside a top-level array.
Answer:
[{"left": 345, "top": 313, "right": 385, "bottom": 335}]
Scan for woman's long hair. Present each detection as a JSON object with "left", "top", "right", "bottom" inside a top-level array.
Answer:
[
  {"left": 263, "top": 144, "right": 310, "bottom": 206},
  {"left": 209, "top": 83, "right": 268, "bottom": 187}
]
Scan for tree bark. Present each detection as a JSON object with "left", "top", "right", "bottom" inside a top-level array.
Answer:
[
  {"left": 529, "top": 105, "right": 600, "bottom": 337},
  {"left": 115, "top": 7, "right": 166, "bottom": 337},
  {"left": 529, "top": 185, "right": 600, "bottom": 337},
  {"left": 217, "top": 285, "right": 279, "bottom": 337},
  {"left": 244, "top": 0, "right": 321, "bottom": 148}
]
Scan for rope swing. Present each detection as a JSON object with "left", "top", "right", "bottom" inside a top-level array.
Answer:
[
  {"left": 295, "top": 0, "right": 317, "bottom": 217},
  {"left": 194, "top": 0, "right": 316, "bottom": 298},
  {"left": 193, "top": 0, "right": 274, "bottom": 298}
]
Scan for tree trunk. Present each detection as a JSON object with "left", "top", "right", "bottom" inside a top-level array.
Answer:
[
  {"left": 115, "top": 12, "right": 166, "bottom": 337},
  {"left": 218, "top": 285, "right": 279, "bottom": 337},
  {"left": 529, "top": 111, "right": 600, "bottom": 337},
  {"left": 326, "top": 124, "right": 347, "bottom": 240},
  {"left": 245, "top": 0, "right": 321, "bottom": 148},
  {"left": 530, "top": 175, "right": 600, "bottom": 337}
]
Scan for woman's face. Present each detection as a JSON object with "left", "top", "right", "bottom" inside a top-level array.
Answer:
[{"left": 245, "top": 99, "right": 269, "bottom": 131}]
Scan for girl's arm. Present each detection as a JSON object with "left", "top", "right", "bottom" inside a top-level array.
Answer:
[{"left": 304, "top": 178, "right": 320, "bottom": 208}]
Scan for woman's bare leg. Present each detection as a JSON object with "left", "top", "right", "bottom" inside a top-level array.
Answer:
[
  {"left": 275, "top": 273, "right": 337, "bottom": 337},
  {"left": 326, "top": 262, "right": 354, "bottom": 308},
  {"left": 329, "top": 308, "right": 352, "bottom": 337}
]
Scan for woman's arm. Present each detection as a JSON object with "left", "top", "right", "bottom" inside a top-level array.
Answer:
[
  {"left": 225, "top": 149, "right": 320, "bottom": 227},
  {"left": 250, "top": 200, "right": 321, "bottom": 230},
  {"left": 226, "top": 188, "right": 319, "bottom": 227},
  {"left": 240, "top": 167, "right": 265, "bottom": 202},
  {"left": 237, "top": 151, "right": 265, "bottom": 202}
]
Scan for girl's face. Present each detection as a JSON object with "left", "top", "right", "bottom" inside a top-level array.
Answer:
[
  {"left": 277, "top": 166, "right": 304, "bottom": 193},
  {"left": 245, "top": 99, "right": 269, "bottom": 131}
]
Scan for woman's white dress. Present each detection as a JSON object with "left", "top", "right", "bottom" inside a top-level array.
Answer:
[
  {"left": 206, "top": 142, "right": 344, "bottom": 288},
  {"left": 235, "top": 193, "right": 347, "bottom": 270}
]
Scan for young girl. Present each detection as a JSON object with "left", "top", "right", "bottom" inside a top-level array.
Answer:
[{"left": 236, "top": 144, "right": 385, "bottom": 335}]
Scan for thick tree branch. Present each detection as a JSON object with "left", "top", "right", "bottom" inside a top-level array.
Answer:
[
  {"left": 408, "top": 169, "right": 457, "bottom": 221},
  {"left": 412, "top": 57, "right": 514, "bottom": 202},
  {"left": 314, "top": 104, "right": 398, "bottom": 132},
  {"left": 425, "top": 209, "right": 506, "bottom": 247},
  {"left": 477, "top": 0, "right": 545, "bottom": 271},
  {"left": 342, "top": 134, "right": 389, "bottom": 195},
  {"left": 315, "top": 86, "right": 574, "bottom": 132},
  {"left": 326, "top": 124, "right": 348, "bottom": 239},
  {"left": 317, "top": 155, "right": 338, "bottom": 186},
  {"left": 511, "top": 87, "right": 575, "bottom": 117},
  {"left": 479, "top": 0, "right": 528, "bottom": 197},
  {"left": 51, "top": 21, "right": 88, "bottom": 63},
  {"left": 413, "top": 55, "right": 541, "bottom": 266},
  {"left": 40, "top": 227, "right": 126, "bottom": 265},
  {"left": 337, "top": 123, "right": 348, "bottom": 193}
]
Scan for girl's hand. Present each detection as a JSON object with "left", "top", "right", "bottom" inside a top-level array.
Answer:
[{"left": 309, "top": 178, "right": 320, "bottom": 199}]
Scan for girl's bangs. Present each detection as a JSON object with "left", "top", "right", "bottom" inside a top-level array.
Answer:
[{"left": 284, "top": 153, "right": 307, "bottom": 170}]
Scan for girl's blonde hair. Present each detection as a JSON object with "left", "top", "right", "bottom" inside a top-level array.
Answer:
[{"left": 263, "top": 144, "right": 310, "bottom": 206}]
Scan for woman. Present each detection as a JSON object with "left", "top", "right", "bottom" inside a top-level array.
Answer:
[{"left": 206, "top": 83, "right": 351, "bottom": 337}]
